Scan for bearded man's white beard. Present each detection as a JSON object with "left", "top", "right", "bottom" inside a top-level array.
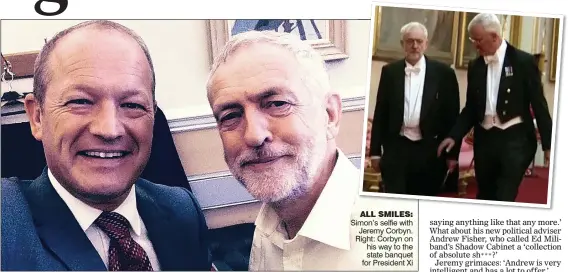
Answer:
[{"left": 229, "top": 132, "right": 329, "bottom": 203}]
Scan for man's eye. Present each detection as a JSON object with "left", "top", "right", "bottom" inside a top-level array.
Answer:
[
  {"left": 66, "top": 99, "right": 92, "bottom": 105},
  {"left": 267, "top": 101, "right": 288, "bottom": 108},
  {"left": 219, "top": 112, "right": 242, "bottom": 123},
  {"left": 122, "top": 103, "right": 145, "bottom": 110},
  {"left": 265, "top": 100, "right": 292, "bottom": 116}
]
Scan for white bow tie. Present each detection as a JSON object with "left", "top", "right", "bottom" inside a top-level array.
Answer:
[
  {"left": 484, "top": 54, "right": 499, "bottom": 65},
  {"left": 405, "top": 67, "right": 420, "bottom": 75}
]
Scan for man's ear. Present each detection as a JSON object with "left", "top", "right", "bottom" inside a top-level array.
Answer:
[
  {"left": 24, "top": 93, "right": 43, "bottom": 141},
  {"left": 325, "top": 92, "right": 342, "bottom": 140}
]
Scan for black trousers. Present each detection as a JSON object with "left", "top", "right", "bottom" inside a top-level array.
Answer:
[
  {"left": 380, "top": 136, "right": 446, "bottom": 196},
  {"left": 473, "top": 124, "right": 537, "bottom": 201}
]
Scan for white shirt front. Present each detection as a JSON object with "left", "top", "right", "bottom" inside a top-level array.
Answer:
[
  {"left": 248, "top": 150, "right": 384, "bottom": 271},
  {"left": 48, "top": 169, "right": 161, "bottom": 270},
  {"left": 482, "top": 41, "right": 522, "bottom": 129},
  {"left": 401, "top": 55, "right": 426, "bottom": 141}
]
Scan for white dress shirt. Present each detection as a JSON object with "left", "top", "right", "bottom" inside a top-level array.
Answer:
[
  {"left": 48, "top": 169, "right": 161, "bottom": 270},
  {"left": 370, "top": 56, "right": 426, "bottom": 160},
  {"left": 482, "top": 41, "right": 523, "bottom": 130},
  {"left": 401, "top": 55, "right": 426, "bottom": 141},
  {"left": 248, "top": 150, "right": 408, "bottom": 271}
]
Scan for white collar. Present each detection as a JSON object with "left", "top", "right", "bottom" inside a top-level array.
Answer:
[
  {"left": 48, "top": 169, "right": 142, "bottom": 235},
  {"left": 254, "top": 149, "right": 358, "bottom": 250}
]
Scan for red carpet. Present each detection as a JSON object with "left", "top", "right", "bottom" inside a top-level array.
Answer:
[{"left": 439, "top": 167, "right": 549, "bottom": 204}]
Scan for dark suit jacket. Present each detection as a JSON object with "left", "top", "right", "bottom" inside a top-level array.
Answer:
[
  {"left": 1, "top": 169, "right": 211, "bottom": 271},
  {"left": 449, "top": 42, "right": 552, "bottom": 151},
  {"left": 370, "top": 56, "right": 461, "bottom": 159}
]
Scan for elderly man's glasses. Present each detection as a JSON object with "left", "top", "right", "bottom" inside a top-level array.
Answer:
[
  {"left": 468, "top": 37, "right": 483, "bottom": 44},
  {"left": 403, "top": 38, "right": 424, "bottom": 46}
]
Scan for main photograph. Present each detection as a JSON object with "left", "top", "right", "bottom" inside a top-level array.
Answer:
[
  {"left": 362, "top": 5, "right": 560, "bottom": 207},
  {"left": 1, "top": 19, "right": 417, "bottom": 271}
]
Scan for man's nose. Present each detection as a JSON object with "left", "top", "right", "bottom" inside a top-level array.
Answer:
[
  {"left": 243, "top": 110, "right": 272, "bottom": 148},
  {"left": 89, "top": 102, "right": 125, "bottom": 141}
]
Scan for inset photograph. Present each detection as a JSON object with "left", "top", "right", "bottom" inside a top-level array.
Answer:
[{"left": 361, "top": 4, "right": 562, "bottom": 206}]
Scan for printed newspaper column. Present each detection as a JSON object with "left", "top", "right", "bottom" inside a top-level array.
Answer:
[
  {"left": 428, "top": 218, "right": 563, "bottom": 271},
  {"left": 352, "top": 196, "right": 419, "bottom": 271}
]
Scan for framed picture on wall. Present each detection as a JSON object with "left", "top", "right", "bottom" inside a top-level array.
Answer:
[
  {"left": 372, "top": 7, "right": 459, "bottom": 65},
  {"left": 549, "top": 18, "right": 560, "bottom": 82},
  {"left": 207, "top": 19, "right": 348, "bottom": 64}
]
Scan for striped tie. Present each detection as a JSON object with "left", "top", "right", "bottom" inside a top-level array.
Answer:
[{"left": 95, "top": 211, "right": 153, "bottom": 271}]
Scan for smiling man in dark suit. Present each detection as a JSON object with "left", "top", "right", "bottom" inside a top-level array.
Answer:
[
  {"left": 370, "top": 22, "right": 461, "bottom": 196},
  {"left": 1, "top": 20, "right": 210, "bottom": 271},
  {"left": 438, "top": 13, "right": 553, "bottom": 202}
]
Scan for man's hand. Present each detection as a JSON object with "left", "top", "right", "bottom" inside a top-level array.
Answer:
[
  {"left": 371, "top": 157, "right": 381, "bottom": 172},
  {"left": 437, "top": 138, "right": 455, "bottom": 157},
  {"left": 544, "top": 150, "right": 550, "bottom": 167},
  {"left": 446, "top": 160, "right": 458, "bottom": 173}
]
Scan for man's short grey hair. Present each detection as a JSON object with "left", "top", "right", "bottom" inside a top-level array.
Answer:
[
  {"left": 400, "top": 22, "right": 428, "bottom": 40},
  {"left": 468, "top": 13, "right": 502, "bottom": 36},
  {"left": 206, "top": 30, "right": 331, "bottom": 102},
  {"left": 33, "top": 20, "right": 156, "bottom": 107}
]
